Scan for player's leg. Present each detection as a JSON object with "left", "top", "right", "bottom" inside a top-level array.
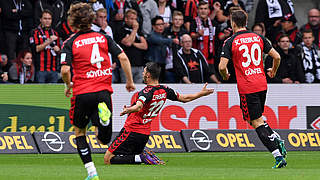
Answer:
[
  {"left": 104, "top": 128, "right": 162, "bottom": 165},
  {"left": 71, "top": 94, "right": 99, "bottom": 180},
  {"left": 240, "top": 91, "right": 286, "bottom": 168}
]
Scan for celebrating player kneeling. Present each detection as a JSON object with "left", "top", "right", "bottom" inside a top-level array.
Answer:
[{"left": 104, "top": 62, "right": 214, "bottom": 165}]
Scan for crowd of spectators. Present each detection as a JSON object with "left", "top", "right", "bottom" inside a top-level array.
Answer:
[{"left": 0, "top": 0, "right": 319, "bottom": 84}]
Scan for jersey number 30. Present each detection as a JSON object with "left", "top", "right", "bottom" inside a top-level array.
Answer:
[
  {"left": 90, "top": 44, "right": 104, "bottom": 68},
  {"left": 143, "top": 100, "right": 165, "bottom": 118},
  {"left": 239, "top": 43, "right": 262, "bottom": 68}
]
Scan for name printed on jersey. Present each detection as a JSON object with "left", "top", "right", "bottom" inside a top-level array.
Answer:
[
  {"left": 86, "top": 67, "right": 112, "bottom": 78},
  {"left": 152, "top": 93, "right": 166, "bottom": 100},
  {"left": 75, "top": 36, "right": 105, "bottom": 48},
  {"left": 234, "top": 36, "right": 261, "bottom": 46}
]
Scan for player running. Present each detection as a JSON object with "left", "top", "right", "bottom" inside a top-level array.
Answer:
[
  {"left": 104, "top": 62, "right": 214, "bottom": 165},
  {"left": 60, "top": 3, "right": 135, "bottom": 180},
  {"left": 219, "top": 10, "right": 287, "bottom": 168}
]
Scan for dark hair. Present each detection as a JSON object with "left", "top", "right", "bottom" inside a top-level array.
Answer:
[
  {"left": 302, "top": 29, "right": 314, "bottom": 37},
  {"left": 251, "top": 23, "right": 264, "bottom": 32},
  {"left": 145, "top": 62, "right": 161, "bottom": 80},
  {"left": 68, "top": 3, "right": 95, "bottom": 31},
  {"left": 278, "top": 34, "right": 290, "bottom": 42},
  {"left": 231, "top": 10, "right": 247, "bottom": 28},
  {"left": 151, "top": 16, "right": 164, "bottom": 26},
  {"left": 42, "top": 9, "right": 53, "bottom": 18}
]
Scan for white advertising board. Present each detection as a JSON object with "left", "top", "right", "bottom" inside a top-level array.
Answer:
[{"left": 112, "top": 84, "right": 320, "bottom": 131}]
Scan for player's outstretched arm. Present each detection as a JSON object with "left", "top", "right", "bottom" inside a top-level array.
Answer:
[
  {"left": 219, "top": 57, "right": 230, "bottom": 80},
  {"left": 178, "top": 83, "right": 214, "bottom": 103},
  {"left": 120, "top": 101, "right": 144, "bottom": 116},
  {"left": 118, "top": 52, "right": 136, "bottom": 92},
  {"left": 267, "top": 48, "right": 281, "bottom": 78}
]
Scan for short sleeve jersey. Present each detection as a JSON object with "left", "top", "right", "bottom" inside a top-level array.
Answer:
[
  {"left": 124, "top": 85, "right": 179, "bottom": 135},
  {"left": 221, "top": 30, "right": 272, "bottom": 94},
  {"left": 60, "top": 31, "right": 122, "bottom": 95}
]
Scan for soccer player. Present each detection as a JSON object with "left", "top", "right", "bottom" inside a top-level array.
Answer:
[
  {"left": 219, "top": 10, "right": 287, "bottom": 168},
  {"left": 103, "top": 62, "right": 214, "bottom": 165},
  {"left": 60, "top": 3, "right": 135, "bottom": 180}
]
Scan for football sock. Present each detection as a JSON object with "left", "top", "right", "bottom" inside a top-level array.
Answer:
[
  {"left": 255, "top": 123, "right": 279, "bottom": 153},
  {"left": 84, "top": 162, "right": 97, "bottom": 177},
  {"left": 110, "top": 155, "right": 139, "bottom": 164},
  {"left": 75, "top": 136, "right": 92, "bottom": 164},
  {"left": 272, "top": 149, "right": 282, "bottom": 158}
]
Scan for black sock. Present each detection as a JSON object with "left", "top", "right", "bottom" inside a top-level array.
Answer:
[
  {"left": 255, "top": 123, "right": 278, "bottom": 153},
  {"left": 110, "top": 155, "right": 138, "bottom": 164},
  {"left": 75, "top": 136, "right": 92, "bottom": 164}
]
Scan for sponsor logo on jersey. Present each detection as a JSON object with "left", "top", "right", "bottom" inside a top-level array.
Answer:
[
  {"left": 75, "top": 36, "right": 105, "bottom": 48},
  {"left": 86, "top": 67, "right": 112, "bottom": 78}
]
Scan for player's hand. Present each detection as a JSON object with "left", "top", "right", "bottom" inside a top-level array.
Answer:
[
  {"left": 200, "top": 83, "right": 214, "bottom": 96},
  {"left": 64, "top": 82, "right": 73, "bottom": 97},
  {"left": 120, "top": 105, "right": 129, "bottom": 116},
  {"left": 267, "top": 68, "right": 276, "bottom": 78},
  {"left": 1, "top": 73, "right": 8, "bottom": 81},
  {"left": 126, "top": 81, "right": 136, "bottom": 92}
]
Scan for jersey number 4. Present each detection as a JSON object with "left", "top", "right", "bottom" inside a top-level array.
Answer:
[
  {"left": 143, "top": 100, "right": 165, "bottom": 118},
  {"left": 90, "top": 44, "right": 104, "bottom": 68},
  {"left": 239, "top": 43, "right": 262, "bottom": 68}
]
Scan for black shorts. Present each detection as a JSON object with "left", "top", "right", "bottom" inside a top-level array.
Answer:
[
  {"left": 239, "top": 90, "right": 267, "bottom": 121},
  {"left": 108, "top": 128, "right": 149, "bottom": 155},
  {"left": 70, "top": 90, "right": 112, "bottom": 144}
]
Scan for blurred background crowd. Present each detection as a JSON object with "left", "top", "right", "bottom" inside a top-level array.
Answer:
[{"left": 0, "top": 0, "right": 319, "bottom": 84}]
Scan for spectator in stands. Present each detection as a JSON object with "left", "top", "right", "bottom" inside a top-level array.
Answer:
[
  {"left": 275, "top": 13, "right": 302, "bottom": 48},
  {"left": 163, "top": 10, "right": 188, "bottom": 83},
  {"left": 0, "top": 0, "right": 33, "bottom": 62},
  {"left": 58, "top": 18, "right": 75, "bottom": 41},
  {"left": 174, "top": 34, "right": 220, "bottom": 84},
  {"left": 296, "top": 29, "right": 320, "bottom": 83},
  {"left": 8, "top": 49, "right": 35, "bottom": 84},
  {"left": 146, "top": 16, "right": 179, "bottom": 82},
  {"left": 92, "top": 8, "right": 113, "bottom": 36},
  {"left": 34, "top": 0, "right": 65, "bottom": 31},
  {"left": 0, "top": 4, "right": 5, "bottom": 54},
  {"left": 190, "top": 1, "right": 218, "bottom": 72},
  {"left": 30, "top": 9, "right": 61, "bottom": 83},
  {"left": 184, "top": 0, "right": 199, "bottom": 32},
  {"left": 156, "top": 0, "right": 172, "bottom": 28},
  {"left": 0, "top": 53, "right": 8, "bottom": 83},
  {"left": 138, "top": 0, "right": 159, "bottom": 36},
  {"left": 255, "top": 0, "right": 294, "bottom": 43},
  {"left": 118, "top": 9, "right": 148, "bottom": 83},
  {"left": 223, "top": 0, "right": 246, "bottom": 17},
  {"left": 265, "top": 34, "right": 304, "bottom": 84},
  {"left": 300, "top": 8, "right": 320, "bottom": 48}
]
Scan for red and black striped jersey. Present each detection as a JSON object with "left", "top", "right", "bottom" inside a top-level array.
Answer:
[
  {"left": 221, "top": 30, "right": 272, "bottom": 94},
  {"left": 30, "top": 27, "right": 60, "bottom": 72},
  {"left": 124, "top": 85, "right": 179, "bottom": 135},
  {"left": 60, "top": 31, "right": 123, "bottom": 95}
]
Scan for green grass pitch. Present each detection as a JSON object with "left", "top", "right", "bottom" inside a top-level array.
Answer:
[{"left": 0, "top": 151, "right": 319, "bottom": 180}]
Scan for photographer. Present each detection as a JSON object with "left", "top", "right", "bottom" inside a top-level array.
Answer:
[{"left": 30, "top": 9, "right": 61, "bottom": 83}]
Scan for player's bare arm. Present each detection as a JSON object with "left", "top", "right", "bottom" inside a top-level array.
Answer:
[
  {"left": 266, "top": 48, "right": 281, "bottom": 78},
  {"left": 178, "top": 83, "right": 214, "bottom": 103},
  {"left": 218, "top": 57, "right": 231, "bottom": 80},
  {"left": 120, "top": 101, "right": 143, "bottom": 116},
  {"left": 61, "top": 65, "right": 73, "bottom": 97},
  {"left": 118, "top": 52, "right": 136, "bottom": 92}
]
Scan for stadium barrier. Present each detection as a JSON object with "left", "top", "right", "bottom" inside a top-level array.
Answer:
[
  {"left": 1, "top": 84, "right": 320, "bottom": 134},
  {"left": 1, "top": 129, "right": 319, "bottom": 154}
]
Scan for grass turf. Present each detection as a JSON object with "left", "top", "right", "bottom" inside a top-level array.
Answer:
[{"left": 0, "top": 151, "right": 319, "bottom": 180}]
